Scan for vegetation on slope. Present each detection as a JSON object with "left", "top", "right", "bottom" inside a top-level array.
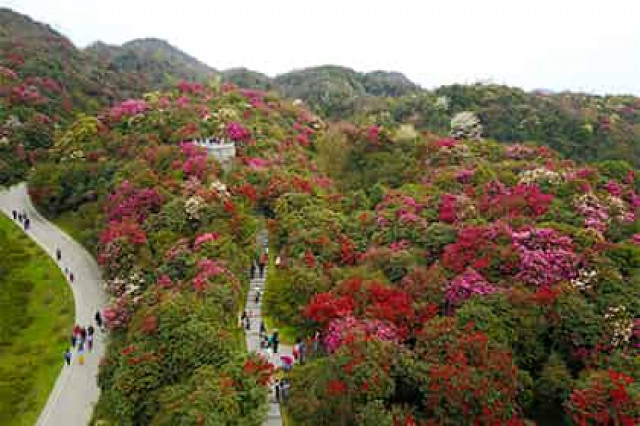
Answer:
[
  {"left": 0, "top": 214, "right": 73, "bottom": 426},
  {"left": 30, "top": 79, "right": 640, "bottom": 424},
  {"left": 86, "top": 38, "right": 218, "bottom": 90}
]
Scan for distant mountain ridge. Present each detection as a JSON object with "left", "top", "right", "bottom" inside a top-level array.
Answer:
[{"left": 85, "top": 38, "right": 218, "bottom": 89}]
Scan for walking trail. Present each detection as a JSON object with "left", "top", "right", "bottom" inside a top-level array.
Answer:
[
  {"left": 244, "top": 228, "right": 293, "bottom": 426},
  {"left": 0, "top": 183, "right": 106, "bottom": 426}
]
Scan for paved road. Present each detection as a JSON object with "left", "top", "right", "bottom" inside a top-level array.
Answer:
[
  {"left": 245, "top": 229, "right": 292, "bottom": 426},
  {"left": 0, "top": 183, "right": 106, "bottom": 426}
]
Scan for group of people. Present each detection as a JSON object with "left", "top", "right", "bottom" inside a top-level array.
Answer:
[
  {"left": 63, "top": 310, "right": 103, "bottom": 366},
  {"left": 250, "top": 250, "right": 268, "bottom": 279},
  {"left": 11, "top": 209, "right": 31, "bottom": 230},
  {"left": 273, "top": 378, "right": 292, "bottom": 403}
]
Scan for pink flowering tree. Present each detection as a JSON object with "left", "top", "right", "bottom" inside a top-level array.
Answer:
[
  {"left": 511, "top": 227, "right": 581, "bottom": 287},
  {"left": 446, "top": 268, "right": 499, "bottom": 307}
]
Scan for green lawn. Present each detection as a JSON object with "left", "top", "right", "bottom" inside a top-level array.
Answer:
[
  {"left": 0, "top": 214, "right": 74, "bottom": 426},
  {"left": 51, "top": 202, "right": 101, "bottom": 256}
]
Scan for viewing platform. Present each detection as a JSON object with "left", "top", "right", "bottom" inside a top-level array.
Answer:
[{"left": 192, "top": 137, "right": 236, "bottom": 164}]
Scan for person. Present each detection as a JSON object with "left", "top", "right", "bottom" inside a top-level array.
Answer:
[
  {"left": 77, "top": 347, "right": 85, "bottom": 365},
  {"left": 298, "top": 339, "right": 306, "bottom": 364},
  {"left": 79, "top": 327, "right": 86, "bottom": 348},
  {"left": 254, "top": 290, "right": 261, "bottom": 304},
  {"left": 23, "top": 217, "right": 30, "bottom": 230},
  {"left": 63, "top": 349, "right": 72, "bottom": 365},
  {"left": 271, "top": 330, "right": 280, "bottom": 354},
  {"left": 240, "top": 310, "right": 247, "bottom": 327},
  {"left": 313, "top": 330, "right": 321, "bottom": 354},
  {"left": 261, "top": 334, "right": 269, "bottom": 349},
  {"left": 87, "top": 334, "right": 94, "bottom": 351},
  {"left": 11, "top": 210, "right": 16, "bottom": 220},
  {"left": 259, "top": 321, "right": 266, "bottom": 338},
  {"left": 258, "top": 251, "right": 267, "bottom": 278},
  {"left": 17, "top": 212, "right": 22, "bottom": 222},
  {"left": 281, "top": 379, "right": 290, "bottom": 401},
  {"left": 70, "top": 332, "right": 77, "bottom": 349},
  {"left": 69, "top": 272, "right": 74, "bottom": 283},
  {"left": 274, "top": 380, "right": 281, "bottom": 403},
  {"left": 245, "top": 316, "right": 251, "bottom": 330},
  {"left": 56, "top": 248, "right": 61, "bottom": 262},
  {"left": 64, "top": 267, "right": 69, "bottom": 276},
  {"left": 88, "top": 325, "right": 94, "bottom": 337},
  {"left": 95, "top": 310, "right": 103, "bottom": 330},
  {"left": 250, "top": 262, "right": 256, "bottom": 279}
]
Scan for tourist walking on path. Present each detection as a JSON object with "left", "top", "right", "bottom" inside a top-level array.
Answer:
[
  {"left": 11, "top": 209, "right": 16, "bottom": 220},
  {"left": 24, "top": 217, "right": 30, "bottom": 230},
  {"left": 250, "top": 262, "right": 256, "bottom": 279},
  {"left": 63, "top": 349, "right": 72, "bottom": 366},
  {"left": 77, "top": 347, "right": 85, "bottom": 366},
  {"left": 254, "top": 290, "right": 261, "bottom": 304},
  {"left": 56, "top": 248, "right": 61, "bottom": 262},
  {"left": 87, "top": 334, "right": 94, "bottom": 351},
  {"left": 70, "top": 333, "right": 76, "bottom": 349},
  {"left": 271, "top": 330, "right": 280, "bottom": 354},
  {"left": 17, "top": 212, "right": 22, "bottom": 222},
  {"left": 69, "top": 272, "right": 74, "bottom": 283},
  {"left": 95, "top": 310, "right": 103, "bottom": 331},
  {"left": 258, "top": 251, "right": 267, "bottom": 278}
]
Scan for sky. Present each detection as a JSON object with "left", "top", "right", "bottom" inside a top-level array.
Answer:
[{"left": 2, "top": 0, "right": 640, "bottom": 95}]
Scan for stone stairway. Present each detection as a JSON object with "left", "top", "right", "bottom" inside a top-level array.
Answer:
[{"left": 244, "top": 229, "right": 292, "bottom": 426}]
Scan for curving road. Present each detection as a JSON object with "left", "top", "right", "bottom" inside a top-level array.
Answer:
[{"left": 0, "top": 183, "right": 106, "bottom": 426}]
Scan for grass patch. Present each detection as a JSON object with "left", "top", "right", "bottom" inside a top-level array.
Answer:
[
  {"left": 0, "top": 215, "right": 74, "bottom": 426},
  {"left": 51, "top": 202, "right": 102, "bottom": 256},
  {"left": 261, "top": 238, "right": 301, "bottom": 345},
  {"left": 262, "top": 315, "right": 298, "bottom": 346}
]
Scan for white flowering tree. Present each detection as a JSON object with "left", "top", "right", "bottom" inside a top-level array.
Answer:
[{"left": 450, "top": 111, "right": 483, "bottom": 141}]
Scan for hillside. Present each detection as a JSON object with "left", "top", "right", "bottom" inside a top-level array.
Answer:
[
  {"left": 28, "top": 82, "right": 640, "bottom": 424},
  {"left": 273, "top": 65, "right": 421, "bottom": 117},
  {"left": 86, "top": 38, "right": 218, "bottom": 89},
  {"left": 0, "top": 8, "right": 143, "bottom": 184}
]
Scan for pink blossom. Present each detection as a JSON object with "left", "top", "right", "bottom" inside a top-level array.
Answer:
[
  {"left": 0, "top": 65, "right": 17, "bottom": 79},
  {"left": 604, "top": 180, "right": 623, "bottom": 197},
  {"left": 456, "top": 169, "right": 475, "bottom": 183},
  {"left": 109, "top": 99, "right": 148, "bottom": 121},
  {"left": 324, "top": 316, "right": 398, "bottom": 353},
  {"left": 511, "top": 228, "right": 580, "bottom": 287},
  {"left": 246, "top": 157, "right": 268, "bottom": 169},
  {"left": 226, "top": 121, "right": 251, "bottom": 142},
  {"left": 175, "top": 96, "right": 190, "bottom": 108},
  {"left": 446, "top": 269, "right": 498, "bottom": 306},
  {"left": 194, "top": 232, "right": 221, "bottom": 250}
]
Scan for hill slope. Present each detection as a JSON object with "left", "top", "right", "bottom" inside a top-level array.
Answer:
[{"left": 86, "top": 38, "right": 218, "bottom": 89}]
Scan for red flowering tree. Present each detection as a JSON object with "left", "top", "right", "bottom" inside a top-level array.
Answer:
[
  {"left": 565, "top": 369, "right": 640, "bottom": 425},
  {"left": 412, "top": 318, "right": 525, "bottom": 424}
]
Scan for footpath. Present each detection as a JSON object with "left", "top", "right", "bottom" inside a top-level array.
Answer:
[
  {"left": 244, "top": 228, "right": 293, "bottom": 426},
  {"left": 0, "top": 183, "right": 106, "bottom": 426}
]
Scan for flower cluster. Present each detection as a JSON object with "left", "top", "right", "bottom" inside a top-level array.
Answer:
[
  {"left": 446, "top": 268, "right": 498, "bottom": 306},
  {"left": 109, "top": 99, "right": 148, "bottom": 121},
  {"left": 511, "top": 227, "right": 580, "bottom": 287},
  {"left": 226, "top": 121, "right": 251, "bottom": 141},
  {"left": 604, "top": 306, "right": 634, "bottom": 347},
  {"left": 450, "top": 111, "right": 483, "bottom": 140},
  {"left": 324, "top": 316, "right": 398, "bottom": 353},
  {"left": 519, "top": 167, "right": 563, "bottom": 185},
  {"left": 185, "top": 195, "right": 205, "bottom": 220}
]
